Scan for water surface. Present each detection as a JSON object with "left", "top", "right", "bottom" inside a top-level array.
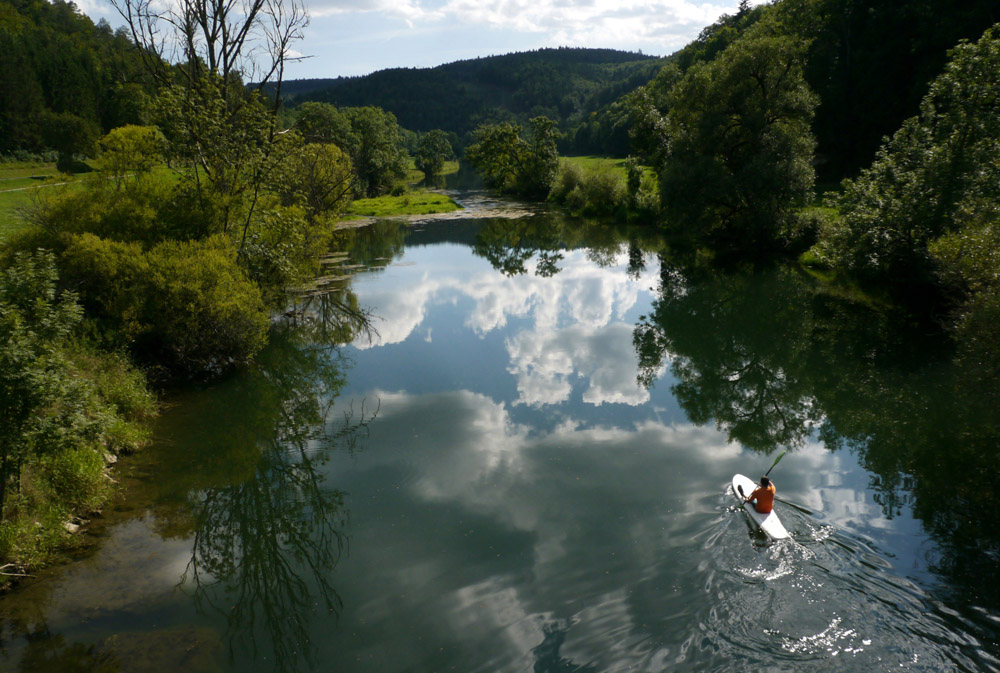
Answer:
[{"left": 2, "top": 204, "right": 998, "bottom": 672}]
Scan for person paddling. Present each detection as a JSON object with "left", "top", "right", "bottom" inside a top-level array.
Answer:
[{"left": 744, "top": 476, "right": 775, "bottom": 514}]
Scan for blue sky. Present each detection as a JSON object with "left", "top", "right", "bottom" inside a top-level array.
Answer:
[{"left": 78, "top": 0, "right": 742, "bottom": 79}]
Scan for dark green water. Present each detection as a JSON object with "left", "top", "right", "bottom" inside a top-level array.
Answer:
[{"left": 2, "top": 200, "right": 999, "bottom": 672}]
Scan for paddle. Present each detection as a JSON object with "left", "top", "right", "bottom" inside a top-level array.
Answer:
[{"left": 764, "top": 449, "right": 788, "bottom": 478}]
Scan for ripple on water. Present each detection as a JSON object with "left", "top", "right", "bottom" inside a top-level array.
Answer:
[{"left": 690, "top": 494, "right": 1000, "bottom": 672}]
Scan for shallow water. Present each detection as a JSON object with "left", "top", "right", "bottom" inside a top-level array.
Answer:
[{"left": 2, "top": 207, "right": 998, "bottom": 672}]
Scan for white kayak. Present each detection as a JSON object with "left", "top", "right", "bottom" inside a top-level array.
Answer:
[{"left": 731, "top": 474, "right": 790, "bottom": 540}]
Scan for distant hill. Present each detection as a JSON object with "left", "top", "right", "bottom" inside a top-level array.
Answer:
[{"left": 284, "top": 48, "right": 664, "bottom": 143}]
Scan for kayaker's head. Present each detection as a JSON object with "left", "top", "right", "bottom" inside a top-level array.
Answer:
[{"left": 760, "top": 476, "right": 771, "bottom": 487}]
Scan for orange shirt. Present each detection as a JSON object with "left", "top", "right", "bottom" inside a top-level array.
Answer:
[{"left": 749, "top": 483, "right": 776, "bottom": 513}]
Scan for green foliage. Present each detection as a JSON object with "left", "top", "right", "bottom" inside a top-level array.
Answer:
[
  {"left": 549, "top": 159, "right": 627, "bottom": 216},
  {"left": 0, "top": 251, "right": 155, "bottom": 573},
  {"left": 239, "top": 205, "right": 337, "bottom": 306},
  {"left": 414, "top": 130, "right": 454, "bottom": 179},
  {"left": 0, "top": 254, "right": 84, "bottom": 517},
  {"left": 342, "top": 107, "right": 409, "bottom": 198},
  {"left": 40, "top": 109, "right": 99, "bottom": 171},
  {"left": 0, "top": 0, "right": 152, "bottom": 156},
  {"left": 97, "top": 125, "right": 167, "bottom": 184},
  {"left": 270, "top": 137, "right": 354, "bottom": 220},
  {"left": 825, "top": 24, "right": 1000, "bottom": 284},
  {"left": 152, "top": 77, "right": 277, "bottom": 235},
  {"left": 294, "top": 101, "right": 353, "bottom": 144},
  {"left": 142, "top": 237, "right": 266, "bottom": 376},
  {"left": 292, "top": 103, "right": 409, "bottom": 198},
  {"left": 465, "top": 117, "right": 560, "bottom": 199},
  {"left": 659, "top": 31, "right": 818, "bottom": 252},
  {"left": 36, "top": 173, "right": 178, "bottom": 244},
  {"left": 60, "top": 233, "right": 269, "bottom": 378}
]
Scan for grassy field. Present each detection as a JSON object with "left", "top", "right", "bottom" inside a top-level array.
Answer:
[
  {"left": 561, "top": 156, "right": 630, "bottom": 173},
  {"left": 560, "top": 156, "right": 659, "bottom": 183},
  {"left": 0, "top": 162, "right": 76, "bottom": 239},
  {"left": 347, "top": 191, "right": 462, "bottom": 217}
]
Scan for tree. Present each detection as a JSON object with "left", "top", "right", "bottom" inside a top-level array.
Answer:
[
  {"left": 40, "top": 110, "right": 99, "bottom": 172},
  {"left": 341, "top": 107, "right": 408, "bottom": 197},
  {"left": 270, "top": 138, "right": 354, "bottom": 220},
  {"left": 414, "top": 130, "right": 454, "bottom": 179},
  {"left": 98, "top": 124, "right": 166, "bottom": 187},
  {"left": 823, "top": 24, "right": 1000, "bottom": 283},
  {"left": 294, "top": 102, "right": 352, "bottom": 145},
  {"left": 658, "top": 31, "right": 817, "bottom": 252},
  {"left": 111, "top": 0, "right": 309, "bottom": 250},
  {"left": 110, "top": 0, "right": 307, "bottom": 100},
  {"left": 465, "top": 116, "right": 560, "bottom": 199}
]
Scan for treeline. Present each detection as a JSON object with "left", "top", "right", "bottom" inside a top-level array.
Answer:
[
  {"left": 621, "top": 0, "right": 1000, "bottom": 336},
  {"left": 0, "top": 0, "right": 152, "bottom": 164},
  {"left": 287, "top": 47, "right": 663, "bottom": 154},
  {"left": 651, "top": 0, "right": 999, "bottom": 181}
]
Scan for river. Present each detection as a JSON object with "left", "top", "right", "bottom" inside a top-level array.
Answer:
[{"left": 1, "top": 193, "right": 998, "bottom": 672}]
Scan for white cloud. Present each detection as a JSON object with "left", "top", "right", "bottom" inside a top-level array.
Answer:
[
  {"left": 309, "top": 0, "right": 442, "bottom": 22},
  {"left": 352, "top": 270, "right": 445, "bottom": 348},
  {"left": 307, "top": 0, "right": 739, "bottom": 53}
]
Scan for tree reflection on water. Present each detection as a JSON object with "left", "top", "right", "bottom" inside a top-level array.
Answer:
[
  {"left": 171, "top": 297, "right": 378, "bottom": 672},
  {"left": 632, "top": 251, "right": 1000, "bottom": 611}
]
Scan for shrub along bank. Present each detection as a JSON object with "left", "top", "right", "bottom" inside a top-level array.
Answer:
[{"left": 0, "top": 251, "right": 155, "bottom": 583}]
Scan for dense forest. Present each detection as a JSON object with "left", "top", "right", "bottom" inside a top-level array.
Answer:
[
  {"left": 285, "top": 48, "right": 664, "bottom": 154},
  {"left": 0, "top": 0, "right": 153, "bottom": 164},
  {"left": 282, "top": 0, "right": 998, "bottom": 173}
]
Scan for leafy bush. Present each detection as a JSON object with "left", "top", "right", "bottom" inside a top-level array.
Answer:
[
  {"left": 98, "top": 125, "right": 167, "bottom": 183},
  {"left": 551, "top": 161, "right": 627, "bottom": 215},
  {"left": 36, "top": 177, "right": 177, "bottom": 244},
  {"left": 550, "top": 161, "right": 584, "bottom": 201},
  {"left": 0, "top": 251, "right": 156, "bottom": 575},
  {"left": 60, "top": 233, "right": 269, "bottom": 378}
]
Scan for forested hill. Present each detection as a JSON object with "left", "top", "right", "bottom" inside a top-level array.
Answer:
[
  {"left": 286, "top": 48, "right": 663, "bottom": 140},
  {"left": 0, "top": 0, "right": 151, "bottom": 156},
  {"left": 662, "top": 0, "right": 1000, "bottom": 179}
]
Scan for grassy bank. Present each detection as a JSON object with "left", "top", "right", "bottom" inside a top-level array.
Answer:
[
  {"left": 0, "top": 252, "right": 158, "bottom": 587},
  {"left": 347, "top": 191, "right": 462, "bottom": 217}
]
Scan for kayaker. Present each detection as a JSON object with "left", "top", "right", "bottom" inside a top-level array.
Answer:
[{"left": 744, "top": 476, "right": 775, "bottom": 513}]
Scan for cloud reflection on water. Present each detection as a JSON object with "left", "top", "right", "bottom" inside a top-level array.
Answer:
[{"left": 352, "top": 248, "right": 658, "bottom": 407}]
